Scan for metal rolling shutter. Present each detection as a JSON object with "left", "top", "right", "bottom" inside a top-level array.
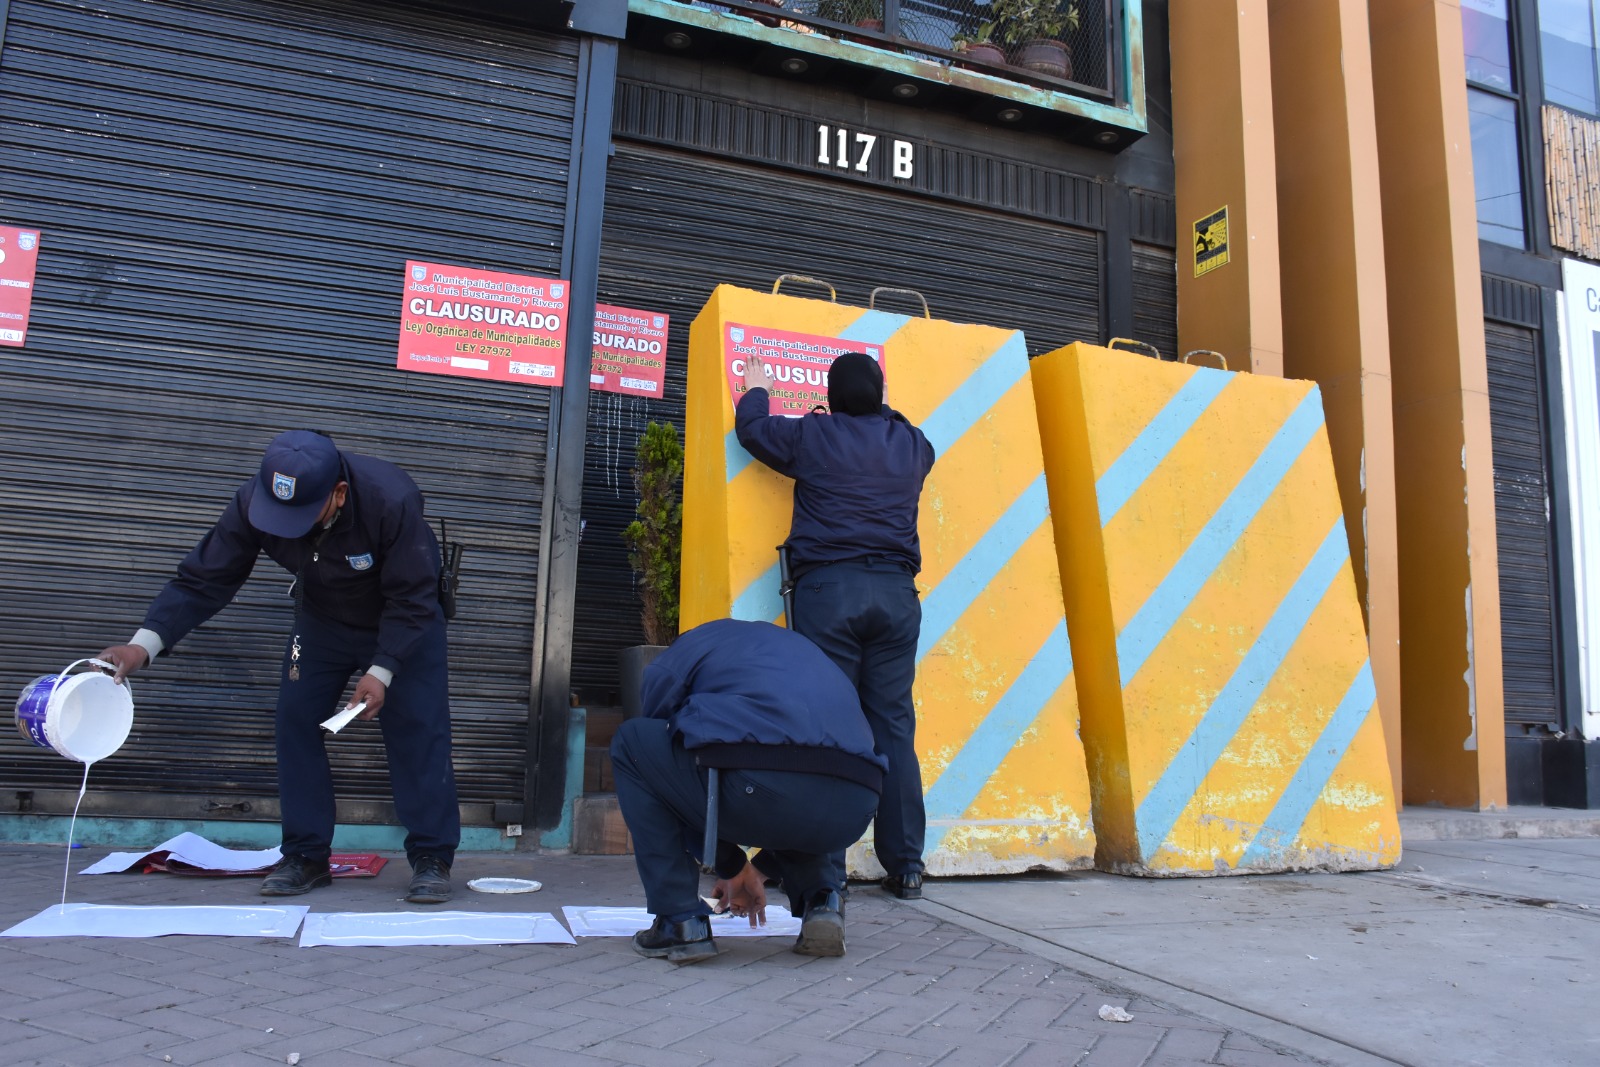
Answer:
[
  {"left": 1484, "top": 320, "right": 1560, "bottom": 728},
  {"left": 0, "top": 0, "right": 578, "bottom": 823},
  {"left": 1131, "top": 243, "right": 1178, "bottom": 362},
  {"left": 571, "top": 141, "right": 1102, "bottom": 701}
]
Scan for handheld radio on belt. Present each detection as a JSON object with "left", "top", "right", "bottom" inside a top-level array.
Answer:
[{"left": 437, "top": 519, "right": 465, "bottom": 621}]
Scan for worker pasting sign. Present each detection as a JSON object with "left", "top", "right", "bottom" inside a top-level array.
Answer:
[
  {"left": 722, "top": 321, "right": 883, "bottom": 416},
  {"left": 0, "top": 224, "right": 41, "bottom": 348},
  {"left": 591, "top": 304, "right": 669, "bottom": 398},
  {"left": 1194, "top": 206, "right": 1230, "bottom": 277},
  {"left": 396, "top": 260, "right": 569, "bottom": 385}
]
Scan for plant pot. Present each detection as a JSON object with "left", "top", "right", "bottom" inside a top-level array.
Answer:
[
  {"left": 957, "top": 42, "right": 1007, "bottom": 67},
  {"left": 619, "top": 644, "right": 668, "bottom": 719},
  {"left": 745, "top": 0, "right": 783, "bottom": 27},
  {"left": 1014, "top": 39, "right": 1072, "bottom": 80}
]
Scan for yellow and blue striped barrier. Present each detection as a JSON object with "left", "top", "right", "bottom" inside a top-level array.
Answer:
[
  {"left": 1031, "top": 342, "right": 1399, "bottom": 874},
  {"left": 683, "top": 285, "right": 1095, "bottom": 876}
]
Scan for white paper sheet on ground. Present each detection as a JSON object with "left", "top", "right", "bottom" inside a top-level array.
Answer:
[
  {"left": 77, "top": 831, "right": 282, "bottom": 875},
  {"left": 1, "top": 903, "right": 308, "bottom": 938},
  {"left": 298, "top": 911, "right": 577, "bottom": 947},
  {"left": 562, "top": 905, "right": 801, "bottom": 938}
]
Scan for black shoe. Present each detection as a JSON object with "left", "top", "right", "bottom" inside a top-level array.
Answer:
[
  {"left": 882, "top": 871, "right": 924, "bottom": 900},
  {"left": 794, "top": 889, "right": 846, "bottom": 957},
  {"left": 632, "top": 915, "right": 717, "bottom": 963},
  {"left": 406, "top": 854, "right": 452, "bottom": 904},
  {"left": 260, "top": 855, "right": 332, "bottom": 896}
]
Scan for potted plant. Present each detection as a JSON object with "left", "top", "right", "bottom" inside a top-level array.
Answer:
[
  {"left": 816, "top": 0, "right": 884, "bottom": 33},
  {"left": 618, "top": 421, "right": 683, "bottom": 718},
  {"left": 951, "top": 24, "right": 1006, "bottom": 67},
  {"left": 987, "top": 0, "right": 1080, "bottom": 80}
]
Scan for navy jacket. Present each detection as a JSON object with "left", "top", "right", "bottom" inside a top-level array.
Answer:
[
  {"left": 735, "top": 387, "right": 935, "bottom": 576},
  {"left": 642, "top": 619, "right": 888, "bottom": 792},
  {"left": 142, "top": 452, "right": 441, "bottom": 676}
]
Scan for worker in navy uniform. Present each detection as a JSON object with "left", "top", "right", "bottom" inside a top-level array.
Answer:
[
  {"left": 735, "top": 351, "right": 936, "bottom": 900},
  {"left": 97, "top": 430, "right": 460, "bottom": 904},
  {"left": 611, "top": 618, "right": 885, "bottom": 962}
]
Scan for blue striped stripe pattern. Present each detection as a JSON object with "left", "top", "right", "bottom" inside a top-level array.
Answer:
[
  {"left": 1237, "top": 660, "right": 1378, "bottom": 867},
  {"left": 1132, "top": 517, "right": 1352, "bottom": 858},
  {"left": 1115, "top": 389, "right": 1327, "bottom": 687},
  {"left": 923, "top": 620, "right": 1073, "bottom": 855},
  {"left": 916, "top": 474, "right": 1049, "bottom": 663},
  {"left": 1097, "top": 369, "right": 1231, "bottom": 526}
]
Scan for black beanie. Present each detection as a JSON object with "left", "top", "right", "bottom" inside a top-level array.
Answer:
[{"left": 828, "top": 353, "right": 883, "bottom": 416}]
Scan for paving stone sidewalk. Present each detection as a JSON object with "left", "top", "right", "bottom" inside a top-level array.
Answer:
[{"left": 0, "top": 845, "right": 1313, "bottom": 1067}]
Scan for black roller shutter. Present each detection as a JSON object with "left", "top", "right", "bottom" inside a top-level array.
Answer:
[
  {"left": 1131, "top": 243, "right": 1178, "bottom": 362},
  {"left": 0, "top": 0, "right": 579, "bottom": 824},
  {"left": 571, "top": 141, "right": 1102, "bottom": 701},
  {"left": 1484, "top": 320, "right": 1561, "bottom": 728}
]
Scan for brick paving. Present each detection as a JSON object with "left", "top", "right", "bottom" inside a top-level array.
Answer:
[{"left": 0, "top": 845, "right": 1315, "bottom": 1066}]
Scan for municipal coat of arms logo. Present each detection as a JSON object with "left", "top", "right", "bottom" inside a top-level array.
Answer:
[
  {"left": 411, "top": 264, "right": 427, "bottom": 281},
  {"left": 346, "top": 553, "right": 375, "bottom": 571},
  {"left": 653, "top": 316, "right": 665, "bottom": 330},
  {"left": 550, "top": 283, "right": 565, "bottom": 299},
  {"left": 730, "top": 327, "right": 745, "bottom": 344},
  {"left": 272, "top": 473, "right": 297, "bottom": 500},
  {"left": 18, "top": 233, "right": 37, "bottom": 251}
]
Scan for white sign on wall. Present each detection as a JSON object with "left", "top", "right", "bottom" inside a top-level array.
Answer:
[{"left": 1560, "top": 258, "right": 1600, "bottom": 740}]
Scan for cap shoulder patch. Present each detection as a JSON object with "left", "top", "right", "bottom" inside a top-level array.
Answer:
[
  {"left": 346, "top": 553, "right": 375, "bottom": 571},
  {"left": 272, "top": 472, "right": 297, "bottom": 501}
]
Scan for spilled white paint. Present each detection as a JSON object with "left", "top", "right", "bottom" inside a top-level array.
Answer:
[{"left": 1463, "top": 582, "right": 1478, "bottom": 751}]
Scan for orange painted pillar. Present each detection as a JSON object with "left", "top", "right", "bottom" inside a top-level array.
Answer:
[
  {"left": 1267, "top": 0, "right": 1404, "bottom": 796},
  {"left": 1170, "top": 0, "right": 1284, "bottom": 377},
  {"left": 1369, "top": 1, "right": 1506, "bottom": 808}
]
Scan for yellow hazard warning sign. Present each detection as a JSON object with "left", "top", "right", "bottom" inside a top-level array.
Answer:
[{"left": 1194, "top": 205, "right": 1229, "bottom": 277}]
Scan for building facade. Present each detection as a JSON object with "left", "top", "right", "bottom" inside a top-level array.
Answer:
[{"left": 1, "top": 0, "right": 1588, "bottom": 848}]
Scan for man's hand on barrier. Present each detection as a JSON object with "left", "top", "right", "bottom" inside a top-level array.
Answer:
[
  {"left": 351, "top": 673, "right": 387, "bottom": 720},
  {"left": 711, "top": 860, "right": 767, "bottom": 928},
  {"left": 743, "top": 354, "right": 774, "bottom": 395},
  {"left": 97, "top": 645, "right": 149, "bottom": 683}
]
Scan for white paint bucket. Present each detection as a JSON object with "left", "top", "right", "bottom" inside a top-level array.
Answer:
[{"left": 14, "top": 659, "right": 134, "bottom": 764}]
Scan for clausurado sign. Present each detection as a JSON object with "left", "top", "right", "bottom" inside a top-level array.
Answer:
[
  {"left": 397, "top": 260, "right": 569, "bottom": 386},
  {"left": 0, "top": 224, "right": 41, "bottom": 348},
  {"left": 722, "top": 322, "right": 884, "bottom": 417},
  {"left": 591, "top": 304, "right": 669, "bottom": 398}
]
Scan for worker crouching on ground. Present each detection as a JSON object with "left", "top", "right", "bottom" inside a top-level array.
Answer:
[
  {"left": 97, "top": 430, "right": 460, "bottom": 905},
  {"left": 610, "top": 618, "right": 886, "bottom": 962}
]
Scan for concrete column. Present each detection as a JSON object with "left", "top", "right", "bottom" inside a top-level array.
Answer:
[
  {"left": 1267, "top": 0, "right": 1404, "bottom": 796},
  {"left": 1369, "top": 1, "right": 1506, "bottom": 808},
  {"left": 1170, "top": 0, "right": 1284, "bottom": 377}
]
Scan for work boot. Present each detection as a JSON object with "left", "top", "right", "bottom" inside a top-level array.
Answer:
[
  {"left": 632, "top": 915, "right": 718, "bottom": 963},
  {"left": 794, "top": 889, "right": 846, "bottom": 957},
  {"left": 882, "top": 871, "right": 923, "bottom": 900},
  {"left": 406, "top": 854, "right": 452, "bottom": 904},
  {"left": 260, "top": 855, "right": 332, "bottom": 896}
]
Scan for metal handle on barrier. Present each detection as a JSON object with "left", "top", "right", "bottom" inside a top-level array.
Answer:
[
  {"left": 1182, "top": 349, "right": 1230, "bottom": 371},
  {"left": 772, "top": 274, "right": 837, "bottom": 301},
  {"left": 1108, "top": 337, "right": 1163, "bottom": 361},
  {"left": 869, "top": 287, "right": 931, "bottom": 318}
]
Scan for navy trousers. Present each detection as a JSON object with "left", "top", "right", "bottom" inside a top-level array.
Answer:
[
  {"left": 274, "top": 609, "right": 460, "bottom": 867},
  {"left": 610, "top": 718, "right": 879, "bottom": 921},
  {"left": 792, "top": 558, "right": 925, "bottom": 879}
]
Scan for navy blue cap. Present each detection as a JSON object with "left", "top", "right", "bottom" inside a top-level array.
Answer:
[{"left": 248, "top": 431, "right": 342, "bottom": 538}]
